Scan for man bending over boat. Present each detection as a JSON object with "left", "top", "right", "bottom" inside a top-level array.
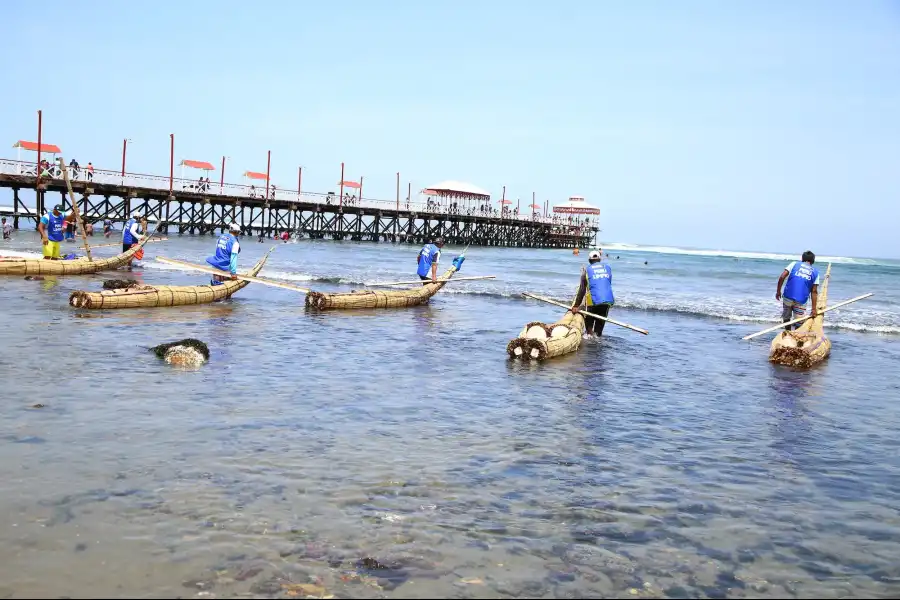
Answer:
[
  {"left": 571, "top": 249, "right": 615, "bottom": 337},
  {"left": 417, "top": 237, "right": 444, "bottom": 283},
  {"left": 122, "top": 212, "right": 148, "bottom": 268},
  {"left": 776, "top": 250, "right": 820, "bottom": 330},
  {"left": 38, "top": 204, "right": 76, "bottom": 260},
  {"left": 206, "top": 223, "right": 242, "bottom": 285}
]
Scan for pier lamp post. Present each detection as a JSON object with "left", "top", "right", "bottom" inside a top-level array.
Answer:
[
  {"left": 220, "top": 156, "right": 230, "bottom": 194},
  {"left": 121, "top": 138, "right": 133, "bottom": 185}
]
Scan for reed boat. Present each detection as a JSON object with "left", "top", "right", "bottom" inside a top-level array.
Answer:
[
  {"left": 507, "top": 301, "right": 586, "bottom": 361},
  {"left": 68, "top": 251, "right": 271, "bottom": 310},
  {"left": 0, "top": 235, "right": 152, "bottom": 276},
  {"left": 769, "top": 263, "right": 832, "bottom": 368},
  {"left": 305, "top": 262, "right": 460, "bottom": 311}
]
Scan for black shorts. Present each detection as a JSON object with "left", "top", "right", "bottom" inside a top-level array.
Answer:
[
  {"left": 123, "top": 243, "right": 133, "bottom": 253},
  {"left": 583, "top": 303, "right": 611, "bottom": 336}
]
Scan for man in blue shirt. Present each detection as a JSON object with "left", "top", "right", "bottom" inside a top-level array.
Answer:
[
  {"left": 38, "top": 204, "right": 76, "bottom": 260},
  {"left": 417, "top": 237, "right": 444, "bottom": 283},
  {"left": 206, "top": 223, "right": 242, "bottom": 285},
  {"left": 572, "top": 249, "right": 615, "bottom": 336},
  {"left": 776, "top": 250, "right": 821, "bottom": 330}
]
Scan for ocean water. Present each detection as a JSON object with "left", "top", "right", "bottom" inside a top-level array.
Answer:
[{"left": 1, "top": 231, "right": 899, "bottom": 599}]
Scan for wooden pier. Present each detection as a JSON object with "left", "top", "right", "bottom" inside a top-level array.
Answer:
[{"left": 0, "top": 160, "right": 598, "bottom": 248}]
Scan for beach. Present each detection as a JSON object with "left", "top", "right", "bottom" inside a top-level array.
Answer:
[{"left": 1, "top": 233, "right": 899, "bottom": 598}]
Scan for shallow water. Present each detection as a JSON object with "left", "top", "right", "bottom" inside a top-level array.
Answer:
[{"left": 1, "top": 232, "right": 899, "bottom": 599}]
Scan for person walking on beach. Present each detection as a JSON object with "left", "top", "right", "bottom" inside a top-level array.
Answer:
[
  {"left": 417, "top": 237, "right": 444, "bottom": 283},
  {"left": 571, "top": 249, "right": 615, "bottom": 337},
  {"left": 103, "top": 218, "right": 113, "bottom": 237},
  {"left": 38, "top": 204, "right": 75, "bottom": 260},
  {"left": 776, "top": 250, "right": 820, "bottom": 330},
  {"left": 2, "top": 217, "right": 12, "bottom": 240},
  {"left": 206, "top": 223, "right": 242, "bottom": 285},
  {"left": 122, "top": 212, "right": 147, "bottom": 268}
]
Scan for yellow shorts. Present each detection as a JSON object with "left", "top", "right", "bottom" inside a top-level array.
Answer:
[{"left": 42, "top": 240, "right": 61, "bottom": 259}]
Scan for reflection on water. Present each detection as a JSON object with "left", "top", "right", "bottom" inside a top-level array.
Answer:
[{"left": 1, "top": 236, "right": 899, "bottom": 598}]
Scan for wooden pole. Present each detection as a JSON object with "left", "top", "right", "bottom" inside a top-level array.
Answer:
[
  {"left": 298, "top": 166, "right": 302, "bottom": 199},
  {"left": 396, "top": 172, "right": 400, "bottom": 210},
  {"left": 121, "top": 139, "right": 127, "bottom": 176},
  {"left": 169, "top": 134, "right": 174, "bottom": 194},
  {"left": 523, "top": 292, "right": 649, "bottom": 335},
  {"left": 220, "top": 156, "right": 225, "bottom": 193},
  {"left": 742, "top": 293, "right": 874, "bottom": 340},
  {"left": 58, "top": 158, "right": 93, "bottom": 262},
  {"left": 339, "top": 162, "right": 345, "bottom": 207},
  {"left": 359, "top": 176, "right": 364, "bottom": 205},
  {"left": 91, "top": 237, "right": 168, "bottom": 249},
  {"left": 407, "top": 182, "right": 411, "bottom": 206},
  {"left": 155, "top": 255, "right": 310, "bottom": 294},
  {"left": 265, "top": 150, "right": 271, "bottom": 200},
  {"left": 366, "top": 275, "right": 496, "bottom": 287}
]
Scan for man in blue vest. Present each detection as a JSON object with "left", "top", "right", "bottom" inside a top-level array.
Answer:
[
  {"left": 571, "top": 249, "right": 615, "bottom": 336},
  {"left": 38, "top": 204, "right": 76, "bottom": 260},
  {"left": 206, "top": 223, "right": 242, "bottom": 285},
  {"left": 122, "top": 212, "right": 148, "bottom": 267},
  {"left": 776, "top": 250, "right": 820, "bottom": 330},
  {"left": 417, "top": 237, "right": 444, "bottom": 283}
]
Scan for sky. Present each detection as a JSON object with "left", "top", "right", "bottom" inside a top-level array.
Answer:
[{"left": 2, "top": 0, "right": 899, "bottom": 258}]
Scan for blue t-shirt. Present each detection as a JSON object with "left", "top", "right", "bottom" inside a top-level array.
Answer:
[
  {"left": 416, "top": 244, "right": 441, "bottom": 277},
  {"left": 40, "top": 212, "right": 65, "bottom": 242},
  {"left": 783, "top": 261, "right": 821, "bottom": 304},
  {"left": 585, "top": 262, "right": 614, "bottom": 305}
]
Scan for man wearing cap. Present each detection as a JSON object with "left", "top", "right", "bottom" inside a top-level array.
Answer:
[
  {"left": 417, "top": 237, "right": 444, "bottom": 283},
  {"left": 571, "top": 249, "right": 615, "bottom": 336},
  {"left": 38, "top": 204, "right": 76, "bottom": 260},
  {"left": 122, "top": 212, "right": 148, "bottom": 267},
  {"left": 206, "top": 223, "right": 242, "bottom": 285}
]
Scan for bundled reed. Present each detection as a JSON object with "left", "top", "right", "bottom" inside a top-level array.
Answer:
[
  {"left": 507, "top": 308, "right": 585, "bottom": 361},
  {"left": 305, "top": 266, "right": 457, "bottom": 311},
  {"left": 0, "top": 234, "right": 153, "bottom": 276},
  {"left": 69, "top": 252, "right": 270, "bottom": 309}
]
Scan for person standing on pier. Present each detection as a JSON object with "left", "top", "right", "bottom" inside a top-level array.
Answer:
[
  {"left": 122, "top": 212, "right": 147, "bottom": 267},
  {"left": 571, "top": 249, "right": 615, "bottom": 337},
  {"left": 417, "top": 237, "right": 444, "bottom": 283},
  {"left": 87, "top": 162, "right": 94, "bottom": 181},
  {"left": 776, "top": 250, "right": 820, "bottom": 330},
  {"left": 206, "top": 223, "right": 242, "bottom": 285},
  {"left": 38, "top": 204, "right": 76, "bottom": 260}
]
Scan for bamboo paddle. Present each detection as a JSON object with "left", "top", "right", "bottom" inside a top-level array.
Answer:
[
  {"left": 742, "top": 293, "right": 874, "bottom": 340},
  {"left": 155, "top": 254, "right": 311, "bottom": 294},
  {"left": 91, "top": 238, "right": 169, "bottom": 249},
  {"left": 57, "top": 158, "right": 93, "bottom": 262},
  {"left": 523, "top": 292, "right": 650, "bottom": 335},
  {"left": 365, "top": 275, "right": 496, "bottom": 286}
]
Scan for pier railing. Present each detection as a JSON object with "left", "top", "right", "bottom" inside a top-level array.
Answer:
[{"left": 0, "top": 158, "right": 597, "bottom": 233}]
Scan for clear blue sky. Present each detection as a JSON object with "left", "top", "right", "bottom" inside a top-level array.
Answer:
[{"left": 2, "top": 1, "right": 899, "bottom": 257}]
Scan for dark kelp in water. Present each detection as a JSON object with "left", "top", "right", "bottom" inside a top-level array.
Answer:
[
  {"left": 103, "top": 278, "right": 141, "bottom": 290},
  {"left": 150, "top": 339, "right": 210, "bottom": 360}
]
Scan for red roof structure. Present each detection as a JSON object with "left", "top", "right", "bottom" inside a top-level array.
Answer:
[
  {"left": 180, "top": 159, "right": 215, "bottom": 170},
  {"left": 421, "top": 180, "right": 490, "bottom": 200},
  {"left": 13, "top": 140, "right": 61, "bottom": 153},
  {"left": 338, "top": 180, "right": 361, "bottom": 189},
  {"left": 243, "top": 171, "right": 268, "bottom": 180},
  {"left": 553, "top": 196, "right": 601, "bottom": 215}
]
